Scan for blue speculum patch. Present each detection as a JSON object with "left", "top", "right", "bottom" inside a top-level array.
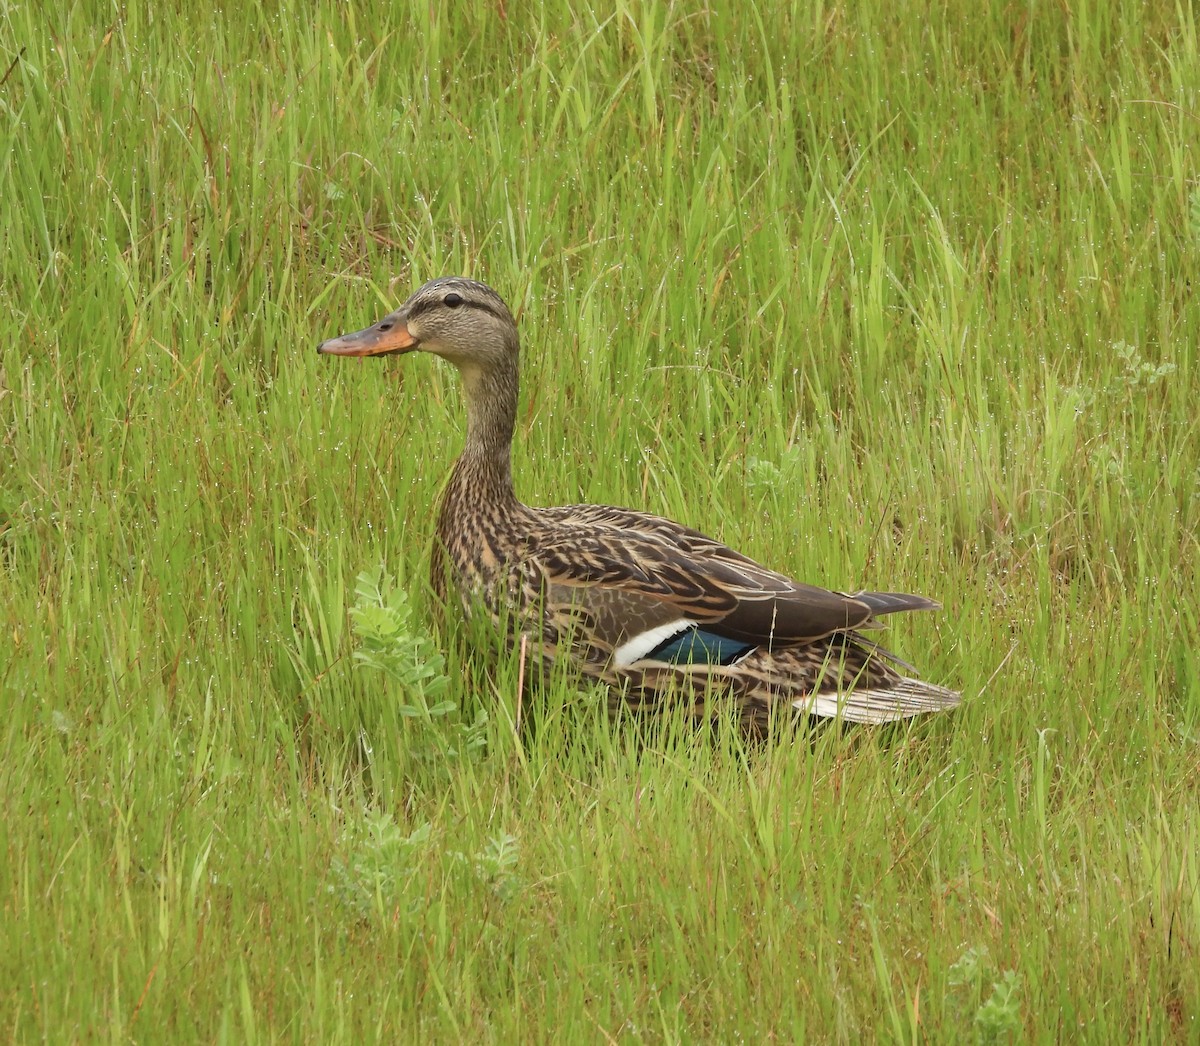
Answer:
[{"left": 646, "top": 627, "right": 755, "bottom": 666}]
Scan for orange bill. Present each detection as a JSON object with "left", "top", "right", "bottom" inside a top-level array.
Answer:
[{"left": 317, "top": 313, "right": 417, "bottom": 357}]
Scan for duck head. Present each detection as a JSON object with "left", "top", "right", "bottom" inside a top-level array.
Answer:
[{"left": 317, "top": 276, "right": 518, "bottom": 369}]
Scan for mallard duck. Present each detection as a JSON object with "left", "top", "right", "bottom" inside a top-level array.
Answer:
[{"left": 319, "top": 277, "right": 960, "bottom": 727}]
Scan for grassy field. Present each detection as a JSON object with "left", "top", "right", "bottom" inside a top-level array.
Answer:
[{"left": 3, "top": 0, "right": 1199, "bottom": 1040}]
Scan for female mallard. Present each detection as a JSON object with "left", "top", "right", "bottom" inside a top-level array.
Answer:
[{"left": 319, "top": 277, "right": 959, "bottom": 727}]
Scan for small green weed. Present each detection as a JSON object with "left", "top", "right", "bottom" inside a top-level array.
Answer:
[
  {"left": 328, "top": 810, "right": 432, "bottom": 923},
  {"left": 948, "top": 946, "right": 1024, "bottom": 1042},
  {"left": 350, "top": 565, "right": 488, "bottom": 763},
  {"left": 451, "top": 832, "right": 522, "bottom": 901},
  {"left": 976, "top": 971, "right": 1023, "bottom": 1042}
]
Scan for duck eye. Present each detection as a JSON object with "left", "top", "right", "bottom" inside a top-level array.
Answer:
[{"left": 443, "top": 293, "right": 464, "bottom": 309}]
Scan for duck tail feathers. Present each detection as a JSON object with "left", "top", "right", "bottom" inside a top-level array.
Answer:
[
  {"left": 794, "top": 678, "right": 962, "bottom": 725},
  {"left": 850, "top": 591, "right": 942, "bottom": 616}
]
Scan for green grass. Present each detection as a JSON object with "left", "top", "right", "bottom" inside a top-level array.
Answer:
[{"left": 2, "top": 0, "right": 1199, "bottom": 1040}]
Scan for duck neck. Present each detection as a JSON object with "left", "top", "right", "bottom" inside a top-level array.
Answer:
[{"left": 445, "top": 356, "right": 520, "bottom": 512}]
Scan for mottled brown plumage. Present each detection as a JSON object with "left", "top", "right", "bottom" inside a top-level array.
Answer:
[{"left": 319, "top": 277, "right": 960, "bottom": 727}]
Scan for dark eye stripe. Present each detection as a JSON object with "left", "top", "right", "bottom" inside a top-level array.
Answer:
[
  {"left": 406, "top": 294, "right": 505, "bottom": 322},
  {"left": 405, "top": 298, "right": 438, "bottom": 320}
]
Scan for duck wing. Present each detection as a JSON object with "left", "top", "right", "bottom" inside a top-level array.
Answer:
[{"left": 523, "top": 505, "right": 931, "bottom": 665}]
